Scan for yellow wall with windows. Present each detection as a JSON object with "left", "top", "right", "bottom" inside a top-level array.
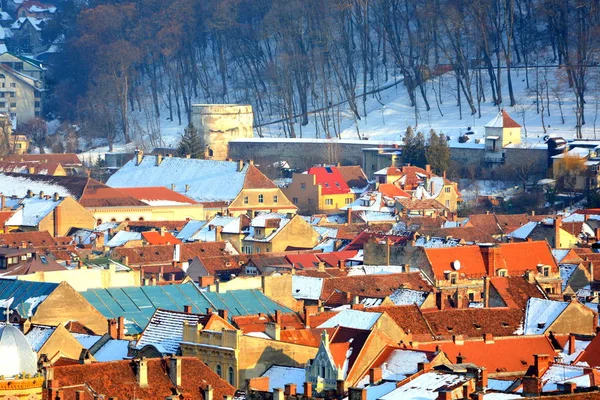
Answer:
[
  {"left": 229, "top": 188, "right": 297, "bottom": 217},
  {"left": 88, "top": 204, "right": 205, "bottom": 224},
  {"left": 241, "top": 215, "right": 320, "bottom": 254}
]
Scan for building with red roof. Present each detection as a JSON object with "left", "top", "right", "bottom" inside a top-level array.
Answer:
[
  {"left": 283, "top": 165, "right": 358, "bottom": 214},
  {"left": 141, "top": 230, "right": 182, "bottom": 245}
]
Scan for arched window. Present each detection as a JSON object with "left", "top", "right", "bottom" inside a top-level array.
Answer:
[
  {"left": 96, "top": 219, "right": 103, "bottom": 225},
  {"left": 228, "top": 366, "right": 234, "bottom": 385},
  {"left": 216, "top": 364, "right": 222, "bottom": 377},
  {"left": 110, "top": 218, "right": 117, "bottom": 222},
  {"left": 125, "top": 218, "right": 131, "bottom": 222},
  {"left": 208, "top": 148, "right": 214, "bottom": 157},
  {"left": 138, "top": 217, "right": 144, "bottom": 221},
  {"left": 258, "top": 194, "right": 264, "bottom": 203}
]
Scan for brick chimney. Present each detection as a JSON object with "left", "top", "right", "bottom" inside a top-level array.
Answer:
[
  {"left": 563, "top": 381, "right": 577, "bottom": 394},
  {"left": 275, "top": 309, "right": 282, "bottom": 324},
  {"left": 108, "top": 318, "right": 117, "bottom": 339},
  {"left": 436, "top": 291, "right": 444, "bottom": 310},
  {"left": 117, "top": 316, "right": 125, "bottom": 340},
  {"left": 369, "top": 367, "right": 382, "bottom": 385},
  {"left": 284, "top": 384, "right": 297, "bottom": 396},
  {"left": 483, "top": 276, "right": 490, "bottom": 308},
  {"left": 273, "top": 388, "right": 284, "bottom": 400},
  {"left": 568, "top": 334, "right": 576, "bottom": 355},
  {"left": 522, "top": 376, "right": 541, "bottom": 396},
  {"left": 218, "top": 309, "right": 228, "bottom": 321},
  {"left": 480, "top": 244, "right": 499, "bottom": 276},
  {"left": 476, "top": 368, "right": 488, "bottom": 392},
  {"left": 336, "top": 380, "right": 345, "bottom": 397},
  {"left": 135, "top": 149, "right": 143, "bottom": 166},
  {"left": 436, "top": 390, "right": 452, "bottom": 400},
  {"left": 53, "top": 204, "right": 61, "bottom": 237},
  {"left": 303, "top": 382, "right": 312, "bottom": 398},
  {"left": 347, "top": 208, "right": 353, "bottom": 224},
  {"left": 184, "top": 305, "right": 192, "bottom": 314},
  {"left": 533, "top": 354, "right": 551, "bottom": 376},
  {"left": 156, "top": 154, "right": 163, "bottom": 167}
]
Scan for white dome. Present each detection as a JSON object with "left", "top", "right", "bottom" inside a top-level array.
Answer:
[{"left": 0, "top": 324, "right": 37, "bottom": 377}]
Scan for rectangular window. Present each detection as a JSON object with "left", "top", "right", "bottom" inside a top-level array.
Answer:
[
  {"left": 9, "top": 92, "right": 15, "bottom": 98},
  {"left": 293, "top": 197, "right": 298, "bottom": 205},
  {"left": 10, "top": 83, "right": 15, "bottom": 88},
  {"left": 445, "top": 200, "right": 450, "bottom": 208},
  {"left": 258, "top": 194, "right": 264, "bottom": 203},
  {"left": 445, "top": 187, "right": 451, "bottom": 193},
  {"left": 543, "top": 267, "right": 549, "bottom": 277},
  {"left": 35, "top": 101, "right": 40, "bottom": 108},
  {"left": 325, "top": 199, "right": 333, "bottom": 206},
  {"left": 243, "top": 196, "right": 248, "bottom": 204},
  {"left": 273, "top": 195, "right": 278, "bottom": 203},
  {"left": 345, "top": 198, "right": 352, "bottom": 204},
  {"left": 468, "top": 293, "right": 475, "bottom": 301},
  {"left": 14, "top": 62, "right": 23, "bottom": 71},
  {"left": 450, "top": 275, "right": 457, "bottom": 284},
  {"left": 255, "top": 247, "right": 261, "bottom": 253},
  {"left": 10, "top": 103, "right": 16, "bottom": 108},
  {"left": 301, "top": 183, "right": 306, "bottom": 190},
  {"left": 35, "top": 111, "right": 40, "bottom": 117},
  {"left": 0, "top": 102, "right": 6, "bottom": 108},
  {"left": 0, "top": 92, "right": 5, "bottom": 98}
]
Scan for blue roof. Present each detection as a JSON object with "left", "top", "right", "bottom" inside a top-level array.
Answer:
[
  {"left": 0, "top": 279, "right": 58, "bottom": 318},
  {"left": 81, "top": 283, "right": 292, "bottom": 335}
]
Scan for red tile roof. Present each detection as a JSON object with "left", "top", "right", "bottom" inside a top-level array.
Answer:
[
  {"left": 79, "top": 179, "right": 146, "bottom": 208},
  {"left": 416, "top": 335, "right": 555, "bottom": 373},
  {"left": 307, "top": 166, "right": 351, "bottom": 195},
  {"left": 0, "top": 231, "right": 59, "bottom": 247},
  {"left": 576, "top": 333, "right": 600, "bottom": 367},
  {"left": 114, "top": 242, "right": 234, "bottom": 266},
  {"left": 232, "top": 312, "right": 304, "bottom": 333},
  {"left": 117, "top": 187, "right": 198, "bottom": 205},
  {"left": 422, "top": 308, "right": 525, "bottom": 339},
  {"left": 315, "top": 251, "right": 358, "bottom": 268},
  {"left": 328, "top": 326, "right": 370, "bottom": 370},
  {"left": 321, "top": 273, "right": 433, "bottom": 301},
  {"left": 46, "top": 357, "right": 235, "bottom": 400},
  {"left": 280, "top": 328, "right": 329, "bottom": 347},
  {"left": 243, "top": 164, "right": 277, "bottom": 189},
  {"left": 141, "top": 231, "right": 182, "bottom": 245},
  {"left": 337, "top": 166, "right": 369, "bottom": 189},
  {"left": 425, "top": 245, "right": 487, "bottom": 279},
  {"left": 286, "top": 253, "right": 321, "bottom": 269},
  {"left": 346, "top": 231, "right": 411, "bottom": 251},
  {"left": 377, "top": 184, "right": 411, "bottom": 198},
  {"left": 0, "top": 211, "right": 13, "bottom": 227},
  {"left": 368, "top": 305, "right": 435, "bottom": 341},
  {"left": 126, "top": 220, "right": 189, "bottom": 231},
  {"left": 502, "top": 110, "right": 521, "bottom": 128},
  {"left": 489, "top": 276, "right": 546, "bottom": 309}
]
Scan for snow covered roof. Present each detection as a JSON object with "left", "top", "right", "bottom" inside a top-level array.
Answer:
[
  {"left": 292, "top": 275, "right": 323, "bottom": 300},
  {"left": 11, "top": 16, "right": 45, "bottom": 31},
  {"left": 380, "top": 371, "right": 469, "bottom": 400},
  {"left": 485, "top": 110, "right": 521, "bottom": 129},
  {"left": 0, "top": 173, "right": 75, "bottom": 198},
  {"left": 189, "top": 216, "right": 237, "bottom": 242},
  {"left": 317, "top": 309, "right": 381, "bottom": 330},
  {"left": 25, "top": 324, "right": 54, "bottom": 351},
  {"left": 5, "top": 196, "right": 62, "bottom": 227},
  {"left": 523, "top": 298, "right": 569, "bottom": 335},
  {"left": 106, "top": 231, "right": 142, "bottom": 248},
  {"left": 505, "top": 221, "right": 537, "bottom": 239},
  {"left": 551, "top": 147, "right": 590, "bottom": 159},
  {"left": 71, "top": 333, "right": 102, "bottom": 349},
  {"left": 260, "top": 365, "right": 306, "bottom": 394},
  {"left": 106, "top": 156, "right": 270, "bottom": 203},
  {"left": 93, "top": 339, "right": 129, "bottom": 362},
  {"left": 388, "top": 288, "right": 429, "bottom": 307},
  {"left": 176, "top": 220, "right": 207, "bottom": 241}
]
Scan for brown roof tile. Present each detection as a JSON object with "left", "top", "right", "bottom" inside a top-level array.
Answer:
[
  {"left": 114, "top": 242, "right": 235, "bottom": 266},
  {"left": 489, "top": 276, "right": 546, "bottom": 309},
  {"left": 4, "top": 153, "right": 82, "bottom": 166},
  {"left": 243, "top": 164, "right": 277, "bottom": 189},
  {"left": 422, "top": 308, "right": 525, "bottom": 339},
  {"left": 368, "top": 305, "right": 434, "bottom": 341},
  {"left": 337, "top": 166, "right": 369, "bottom": 189}
]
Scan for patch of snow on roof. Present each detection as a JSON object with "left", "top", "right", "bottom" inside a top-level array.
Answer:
[
  {"left": 541, "top": 364, "right": 590, "bottom": 391},
  {"left": 0, "top": 174, "right": 74, "bottom": 198},
  {"left": 380, "top": 371, "right": 469, "bottom": 400},
  {"left": 505, "top": 221, "right": 537, "bottom": 239},
  {"left": 106, "top": 231, "right": 142, "bottom": 248},
  {"left": 317, "top": 309, "right": 381, "bottom": 330},
  {"left": 261, "top": 365, "right": 306, "bottom": 394},
  {"left": 292, "top": 275, "right": 323, "bottom": 300},
  {"left": 523, "top": 298, "right": 569, "bottom": 335},
  {"left": 93, "top": 339, "right": 129, "bottom": 362},
  {"left": 25, "top": 324, "right": 54, "bottom": 351},
  {"left": 176, "top": 220, "right": 206, "bottom": 241},
  {"left": 6, "top": 197, "right": 60, "bottom": 227},
  {"left": 389, "top": 288, "right": 428, "bottom": 307}
]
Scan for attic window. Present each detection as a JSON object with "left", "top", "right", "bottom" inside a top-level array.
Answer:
[
  {"left": 537, "top": 322, "right": 545, "bottom": 329},
  {"left": 473, "top": 324, "right": 481, "bottom": 330},
  {"left": 501, "top": 322, "right": 509, "bottom": 327},
  {"left": 447, "top": 327, "right": 453, "bottom": 332}
]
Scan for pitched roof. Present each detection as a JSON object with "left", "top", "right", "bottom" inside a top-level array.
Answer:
[
  {"left": 48, "top": 357, "right": 235, "bottom": 400},
  {"left": 396, "top": 198, "right": 446, "bottom": 211},
  {"left": 2, "top": 253, "right": 66, "bottom": 276},
  {"left": 320, "top": 273, "right": 432, "bottom": 301},
  {"left": 377, "top": 184, "right": 411, "bottom": 198},
  {"left": 0, "top": 278, "right": 57, "bottom": 317},
  {"left": 3, "top": 153, "right": 81, "bottom": 165},
  {"left": 136, "top": 308, "right": 234, "bottom": 354},
  {"left": 523, "top": 298, "right": 570, "bottom": 335},
  {"left": 368, "top": 305, "right": 434, "bottom": 341},
  {"left": 117, "top": 187, "right": 198, "bottom": 206},
  {"left": 0, "top": 172, "right": 88, "bottom": 199},
  {"left": 337, "top": 166, "right": 369, "bottom": 189},
  {"left": 417, "top": 335, "right": 555, "bottom": 374},
  {"left": 576, "top": 333, "right": 600, "bottom": 367},
  {"left": 232, "top": 312, "right": 304, "bottom": 333},
  {"left": 81, "top": 283, "right": 291, "bottom": 335},
  {"left": 107, "top": 156, "right": 275, "bottom": 202},
  {"left": 0, "top": 161, "right": 63, "bottom": 175},
  {"left": 5, "top": 196, "right": 62, "bottom": 227},
  {"left": 485, "top": 110, "right": 521, "bottom": 128},
  {"left": 317, "top": 309, "right": 381, "bottom": 330},
  {"left": 113, "top": 241, "right": 236, "bottom": 266},
  {"left": 141, "top": 231, "right": 182, "bottom": 245},
  {"left": 0, "top": 230, "right": 58, "bottom": 247},
  {"left": 79, "top": 179, "right": 147, "bottom": 207},
  {"left": 424, "top": 246, "right": 487, "bottom": 279},
  {"left": 307, "top": 166, "right": 351, "bottom": 195},
  {"left": 422, "top": 308, "right": 525, "bottom": 339},
  {"left": 0, "top": 211, "right": 14, "bottom": 227},
  {"left": 489, "top": 276, "right": 546, "bottom": 309}
]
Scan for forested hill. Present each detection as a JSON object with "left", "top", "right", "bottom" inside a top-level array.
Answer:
[{"left": 48, "top": 0, "right": 599, "bottom": 149}]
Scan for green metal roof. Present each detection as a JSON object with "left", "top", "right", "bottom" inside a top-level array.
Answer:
[
  {"left": 0, "top": 279, "right": 58, "bottom": 318},
  {"left": 81, "top": 283, "right": 291, "bottom": 335}
]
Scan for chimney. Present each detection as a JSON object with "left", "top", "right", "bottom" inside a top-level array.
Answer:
[
  {"left": 0, "top": 194, "right": 4, "bottom": 210},
  {"left": 206, "top": 307, "right": 214, "bottom": 314},
  {"left": 53, "top": 192, "right": 60, "bottom": 201},
  {"left": 303, "top": 382, "right": 313, "bottom": 398},
  {"left": 452, "top": 335, "right": 464, "bottom": 345},
  {"left": 204, "top": 385, "right": 213, "bottom": 400},
  {"left": 156, "top": 154, "right": 163, "bottom": 166},
  {"left": 117, "top": 316, "right": 125, "bottom": 340},
  {"left": 336, "top": 380, "right": 345, "bottom": 397},
  {"left": 555, "top": 216, "right": 562, "bottom": 247},
  {"left": 184, "top": 305, "right": 192, "bottom": 314},
  {"left": 436, "top": 291, "right": 444, "bottom": 310},
  {"left": 135, "top": 149, "right": 143, "bottom": 166},
  {"left": 39, "top": 190, "right": 44, "bottom": 199},
  {"left": 533, "top": 354, "right": 551, "bottom": 376},
  {"left": 436, "top": 391, "right": 452, "bottom": 400},
  {"left": 218, "top": 309, "right": 229, "bottom": 321},
  {"left": 369, "top": 367, "right": 382, "bottom": 385},
  {"left": 347, "top": 207, "right": 353, "bottom": 224},
  {"left": 595, "top": 228, "right": 600, "bottom": 242},
  {"left": 238, "top": 160, "right": 244, "bottom": 172},
  {"left": 136, "top": 358, "right": 148, "bottom": 388},
  {"left": 456, "top": 353, "right": 465, "bottom": 363},
  {"left": 26, "top": 189, "right": 33, "bottom": 198},
  {"left": 304, "top": 306, "right": 312, "bottom": 328},
  {"left": 522, "top": 376, "right": 541, "bottom": 397},
  {"left": 171, "top": 183, "right": 176, "bottom": 191},
  {"left": 563, "top": 381, "right": 577, "bottom": 394},
  {"left": 169, "top": 357, "right": 182, "bottom": 387},
  {"left": 108, "top": 318, "right": 117, "bottom": 339},
  {"left": 483, "top": 333, "right": 494, "bottom": 344},
  {"left": 317, "top": 261, "right": 325, "bottom": 272},
  {"left": 568, "top": 334, "right": 576, "bottom": 355},
  {"left": 75, "top": 391, "right": 85, "bottom": 400},
  {"left": 284, "top": 384, "right": 297, "bottom": 396},
  {"left": 185, "top": 184, "right": 190, "bottom": 193},
  {"left": 53, "top": 204, "right": 61, "bottom": 237},
  {"left": 483, "top": 276, "right": 490, "bottom": 308},
  {"left": 477, "top": 368, "right": 488, "bottom": 392},
  {"left": 480, "top": 244, "right": 499, "bottom": 276},
  {"left": 275, "top": 309, "right": 282, "bottom": 324},
  {"left": 215, "top": 226, "right": 223, "bottom": 242},
  {"left": 338, "top": 260, "right": 346, "bottom": 271},
  {"left": 425, "top": 164, "right": 431, "bottom": 173}
]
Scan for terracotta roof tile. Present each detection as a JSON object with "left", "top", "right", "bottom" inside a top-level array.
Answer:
[
  {"left": 422, "top": 308, "right": 525, "bottom": 339},
  {"left": 417, "top": 335, "right": 555, "bottom": 374},
  {"left": 377, "top": 183, "right": 411, "bottom": 198},
  {"left": 0, "top": 211, "right": 13, "bottom": 227},
  {"left": 114, "top": 241, "right": 234, "bottom": 266},
  {"left": 577, "top": 333, "right": 600, "bottom": 367},
  {"left": 280, "top": 328, "right": 328, "bottom": 347},
  {"left": 489, "top": 276, "right": 546, "bottom": 309},
  {"left": 46, "top": 357, "right": 235, "bottom": 400},
  {"left": 193, "top": 254, "right": 249, "bottom": 276},
  {"left": 397, "top": 198, "right": 446, "bottom": 211},
  {"left": 79, "top": 179, "right": 146, "bottom": 207},
  {"left": 233, "top": 312, "right": 304, "bottom": 333},
  {"left": 502, "top": 109, "right": 521, "bottom": 128},
  {"left": 346, "top": 231, "right": 411, "bottom": 251},
  {"left": 117, "top": 187, "right": 198, "bottom": 205},
  {"left": 243, "top": 164, "right": 277, "bottom": 189},
  {"left": 141, "top": 231, "right": 182, "bottom": 245},
  {"left": 337, "top": 166, "right": 369, "bottom": 189},
  {"left": 126, "top": 220, "right": 189, "bottom": 231},
  {"left": 367, "top": 305, "right": 434, "bottom": 341},
  {"left": 321, "top": 273, "right": 432, "bottom": 301},
  {"left": 0, "top": 230, "right": 59, "bottom": 247}
]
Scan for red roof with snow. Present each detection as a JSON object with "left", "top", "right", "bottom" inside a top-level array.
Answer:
[
  {"left": 117, "top": 187, "right": 198, "bottom": 205},
  {"left": 308, "top": 166, "right": 351, "bottom": 195}
]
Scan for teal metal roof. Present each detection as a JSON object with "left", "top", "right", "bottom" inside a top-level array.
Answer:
[
  {"left": 81, "top": 283, "right": 291, "bottom": 335},
  {"left": 0, "top": 279, "right": 58, "bottom": 318}
]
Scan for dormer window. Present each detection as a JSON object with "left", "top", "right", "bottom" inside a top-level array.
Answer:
[
  {"left": 543, "top": 267, "right": 550, "bottom": 277},
  {"left": 497, "top": 269, "right": 507, "bottom": 277}
]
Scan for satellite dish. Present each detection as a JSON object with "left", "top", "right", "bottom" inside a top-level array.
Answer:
[{"left": 452, "top": 260, "right": 461, "bottom": 271}]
